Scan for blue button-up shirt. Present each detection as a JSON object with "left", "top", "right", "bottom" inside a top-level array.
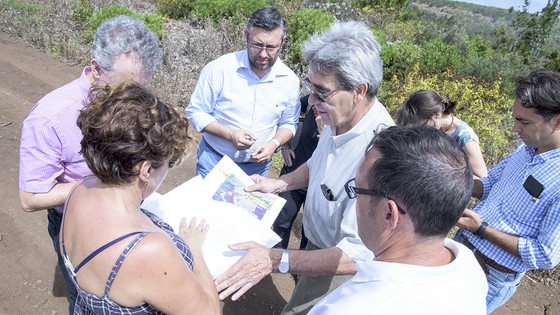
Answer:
[
  {"left": 186, "top": 50, "right": 300, "bottom": 163},
  {"left": 464, "top": 145, "right": 560, "bottom": 272}
]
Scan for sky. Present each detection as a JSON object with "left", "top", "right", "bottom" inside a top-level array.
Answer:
[{"left": 455, "top": 0, "right": 550, "bottom": 13}]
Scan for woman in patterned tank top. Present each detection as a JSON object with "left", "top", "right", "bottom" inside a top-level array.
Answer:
[{"left": 60, "top": 81, "right": 220, "bottom": 314}]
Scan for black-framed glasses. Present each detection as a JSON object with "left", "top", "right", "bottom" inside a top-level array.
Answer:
[
  {"left": 304, "top": 78, "right": 339, "bottom": 103},
  {"left": 321, "top": 183, "right": 335, "bottom": 201},
  {"left": 248, "top": 42, "right": 281, "bottom": 54},
  {"left": 344, "top": 178, "right": 407, "bottom": 214}
]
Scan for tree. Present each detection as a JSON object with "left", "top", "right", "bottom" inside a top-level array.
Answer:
[{"left": 509, "top": 0, "right": 560, "bottom": 60}]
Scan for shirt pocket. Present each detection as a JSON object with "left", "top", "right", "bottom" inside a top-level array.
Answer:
[{"left": 507, "top": 188, "right": 545, "bottom": 234}]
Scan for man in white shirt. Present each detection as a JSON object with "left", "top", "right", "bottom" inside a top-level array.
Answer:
[
  {"left": 309, "top": 126, "right": 488, "bottom": 315},
  {"left": 214, "top": 21, "right": 394, "bottom": 314},
  {"left": 186, "top": 7, "right": 300, "bottom": 177}
]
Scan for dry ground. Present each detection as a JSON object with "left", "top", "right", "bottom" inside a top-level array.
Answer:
[{"left": 0, "top": 30, "right": 558, "bottom": 314}]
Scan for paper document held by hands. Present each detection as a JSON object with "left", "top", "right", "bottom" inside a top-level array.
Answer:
[{"left": 141, "top": 156, "right": 284, "bottom": 278}]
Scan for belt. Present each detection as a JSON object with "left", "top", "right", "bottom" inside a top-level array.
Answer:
[
  {"left": 462, "top": 237, "right": 517, "bottom": 274},
  {"left": 204, "top": 138, "right": 254, "bottom": 165}
]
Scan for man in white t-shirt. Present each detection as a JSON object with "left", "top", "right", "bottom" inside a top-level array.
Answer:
[{"left": 309, "top": 126, "right": 488, "bottom": 315}]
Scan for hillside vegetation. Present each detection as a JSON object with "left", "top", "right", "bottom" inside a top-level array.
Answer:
[
  {"left": 1, "top": 0, "right": 559, "bottom": 167},
  {"left": 1, "top": 0, "right": 559, "bottom": 287}
]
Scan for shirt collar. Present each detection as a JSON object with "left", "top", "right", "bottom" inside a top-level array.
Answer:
[
  {"left": 79, "top": 66, "right": 93, "bottom": 106},
  {"left": 331, "top": 98, "right": 385, "bottom": 148},
  {"left": 526, "top": 144, "right": 560, "bottom": 164}
]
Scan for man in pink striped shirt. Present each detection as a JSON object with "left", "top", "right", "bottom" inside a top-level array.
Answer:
[{"left": 18, "top": 15, "right": 161, "bottom": 313}]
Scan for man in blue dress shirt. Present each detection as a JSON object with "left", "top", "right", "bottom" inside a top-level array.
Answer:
[
  {"left": 186, "top": 7, "right": 300, "bottom": 177},
  {"left": 456, "top": 70, "right": 560, "bottom": 313}
]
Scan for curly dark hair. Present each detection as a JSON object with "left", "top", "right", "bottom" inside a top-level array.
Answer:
[
  {"left": 396, "top": 90, "right": 457, "bottom": 126},
  {"left": 77, "top": 81, "right": 192, "bottom": 185}
]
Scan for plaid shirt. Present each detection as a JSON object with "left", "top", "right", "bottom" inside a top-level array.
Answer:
[{"left": 463, "top": 145, "right": 560, "bottom": 272}]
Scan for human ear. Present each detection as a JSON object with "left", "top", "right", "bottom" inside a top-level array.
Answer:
[
  {"left": 385, "top": 200, "right": 401, "bottom": 230},
  {"left": 551, "top": 115, "right": 560, "bottom": 131},
  {"left": 353, "top": 83, "right": 368, "bottom": 104},
  {"left": 138, "top": 160, "right": 152, "bottom": 183},
  {"left": 90, "top": 59, "right": 103, "bottom": 81}
]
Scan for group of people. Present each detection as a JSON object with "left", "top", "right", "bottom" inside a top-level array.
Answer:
[{"left": 17, "top": 6, "right": 560, "bottom": 315}]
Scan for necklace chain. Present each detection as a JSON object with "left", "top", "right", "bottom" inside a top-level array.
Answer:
[{"left": 443, "top": 115, "right": 455, "bottom": 133}]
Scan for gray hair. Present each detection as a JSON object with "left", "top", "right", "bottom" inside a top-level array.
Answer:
[
  {"left": 303, "top": 21, "right": 382, "bottom": 98},
  {"left": 366, "top": 126, "right": 473, "bottom": 238},
  {"left": 92, "top": 15, "right": 162, "bottom": 78},
  {"left": 244, "top": 7, "right": 286, "bottom": 37}
]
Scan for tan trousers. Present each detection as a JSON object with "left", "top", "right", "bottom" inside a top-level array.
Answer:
[{"left": 280, "top": 242, "right": 353, "bottom": 315}]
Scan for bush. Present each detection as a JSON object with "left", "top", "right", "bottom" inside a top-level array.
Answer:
[
  {"left": 86, "top": 5, "right": 167, "bottom": 42},
  {"left": 380, "top": 66, "right": 515, "bottom": 167},
  {"left": 285, "top": 8, "right": 335, "bottom": 75},
  {"left": 192, "top": 0, "right": 269, "bottom": 28},
  {"left": 420, "top": 38, "right": 462, "bottom": 73},
  {"left": 156, "top": 0, "right": 194, "bottom": 20},
  {"left": 381, "top": 40, "right": 421, "bottom": 80},
  {"left": 71, "top": 0, "right": 93, "bottom": 25}
]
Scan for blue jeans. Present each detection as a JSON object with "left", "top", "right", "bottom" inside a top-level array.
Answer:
[
  {"left": 196, "top": 137, "right": 271, "bottom": 178},
  {"left": 486, "top": 264, "right": 524, "bottom": 313},
  {"left": 48, "top": 209, "right": 77, "bottom": 314},
  {"left": 454, "top": 231, "right": 525, "bottom": 314}
]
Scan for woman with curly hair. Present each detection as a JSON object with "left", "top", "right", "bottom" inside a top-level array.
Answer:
[
  {"left": 60, "top": 81, "right": 220, "bottom": 314},
  {"left": 396, "top": 89, "right": 488, "bottom": 178}
]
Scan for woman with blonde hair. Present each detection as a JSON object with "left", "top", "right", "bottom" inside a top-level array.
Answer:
[
  {"left": 397, "top": 90, "right": 488, "bottom": 178},
  {"left": 60, "top": 81, "right": 220, "bottom": 314}
]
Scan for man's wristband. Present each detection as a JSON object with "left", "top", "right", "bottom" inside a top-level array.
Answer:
[
  {"left": 271, "top": 139, "right": 281, "bottom": 152},
  {"left": 474, "top": 221, "right": 489, "bottom": 239}
]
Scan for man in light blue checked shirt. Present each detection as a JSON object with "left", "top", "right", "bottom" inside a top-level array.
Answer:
[{"left": 456, "top": 70, "right": 560, "bottom": 314}]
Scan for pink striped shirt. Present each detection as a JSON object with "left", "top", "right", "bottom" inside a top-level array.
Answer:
[{"left": 19, "top": 67, "right": 92, "bottom": 212}]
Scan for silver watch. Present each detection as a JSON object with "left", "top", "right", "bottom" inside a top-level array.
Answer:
[{"left": 278, "top": 249, "right": 289, "bottom": 273}]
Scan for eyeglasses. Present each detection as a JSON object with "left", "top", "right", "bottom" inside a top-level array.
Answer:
[
  {"left": 321, "top": 183, "right": 335, "bottom": 201},
  {"left": 344, "top": 178, "right": 407, "bottom": 214},
  {"left": 248, "top": 43, "right": 281, "bottom": 54},
  {"left": 304, "top": 78, "right": 339, "bottom": 103}
]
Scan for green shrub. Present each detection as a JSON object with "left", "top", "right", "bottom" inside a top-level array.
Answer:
[
  {"left": 372, "top": 29, "right": 387, "bottom": 44},
  {"left": 420, "top": 38, "right": 462, "bottom": 72},
  {"left": 1, "top": 0, "right": 46, "bottom": 27},
  {"left": 71, "top": 0, "right": 93, "bottom": 25},
  {"left": 467, "top": 35, "right": 493, "bottom": 59},
  {"left": 285, "top": 8, "right": 335, "bottom": 74},
  {"left": 353, "top": 0, "right": 411, "bottom": 12},
  {"left": 381, "top": 66, "right": 514, "bottom": 167},
  {"left": 86, "top": 5, "right": 167, "bottom": 42},
  {"left": 381, "top": 40, "right": 421, "bottom": 80},
  {"left": 156, "top": 0, "right": 194, "bottom": 20},
  {"left": 192, "top": 0, "right": 268, "bottom": 28}
]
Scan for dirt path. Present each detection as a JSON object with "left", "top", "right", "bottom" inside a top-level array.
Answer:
[{"left": 0, "top": 30, "right": 557, "bottom": 314}]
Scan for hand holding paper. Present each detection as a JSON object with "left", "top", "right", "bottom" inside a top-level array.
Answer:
[
  {"left": 142, "top": 156, "right": 285, "bottom": 278},
  {"left": 245, "top": 174, "right": 288, "bottom": 194},
  {"left": 179, "top": 217, "right": 209, "bottom": 252}
]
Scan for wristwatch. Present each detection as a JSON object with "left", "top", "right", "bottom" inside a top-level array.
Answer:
[
  {"left": 475, "top": 221, "right": 489, "bottom": 239},
  {"left": 271, "top": 138, "right": 281, "bottom": 153},
  {"left": 278, "top": 249, "right": 289, "bottom": 273}
]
